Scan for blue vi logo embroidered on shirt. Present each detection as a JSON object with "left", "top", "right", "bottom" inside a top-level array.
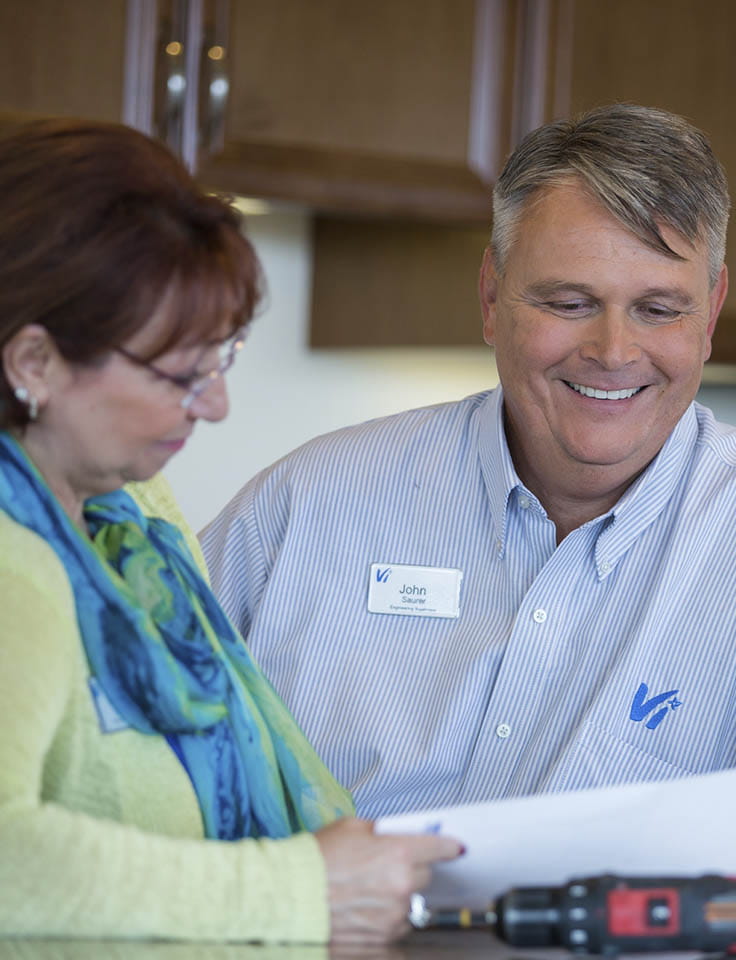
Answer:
[
  {"left": 629, "top": 682, "right": 683, "bottom": 730},
  {"left": 376, "top": 567, "right": 392, "bottom": 583}
]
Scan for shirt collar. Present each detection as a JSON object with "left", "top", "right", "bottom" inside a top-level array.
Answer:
[
  {"left": 476, "top": 387, "right": 700, "bottom": 570},
  {"left": 593, "top": 402, "right": 699, "bottom": 577},
  {"left": 476, "top": 387, "right": 522, "bottom": 556}
]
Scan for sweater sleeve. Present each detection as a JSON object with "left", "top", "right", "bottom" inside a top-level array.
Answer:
[{"left": 0, "top": 519, "right": 330, "bottom": 943}]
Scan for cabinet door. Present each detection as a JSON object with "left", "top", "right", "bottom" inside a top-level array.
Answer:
[
  {"left": 199, "top": 0, "right": 521, "bottom": 223},
  {"left": 568, "top": 0, "right": 736, "bottom": 363},
  {"left": 0, "top": 0, "right": 129, "bottom": 129}
]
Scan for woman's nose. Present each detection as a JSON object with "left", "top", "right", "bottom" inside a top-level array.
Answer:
[{"left": 187, "top": 374, "right": 229, "bottom": 423}]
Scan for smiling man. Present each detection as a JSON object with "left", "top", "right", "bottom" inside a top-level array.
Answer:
[
  {"left": 483, "top": 177, "right": 727, "bottom": 542},
  {"left": 202, "top": 104, "right": 736, "bottom": 817}
]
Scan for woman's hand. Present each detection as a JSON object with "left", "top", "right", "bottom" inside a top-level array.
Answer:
[{"left": 314, "top": 817, "right": 462, "bottom": 945}]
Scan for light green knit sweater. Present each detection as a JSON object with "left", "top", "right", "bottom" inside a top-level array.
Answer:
[{"left": 0, "top": 474, "right": 329, "bottom": 943}]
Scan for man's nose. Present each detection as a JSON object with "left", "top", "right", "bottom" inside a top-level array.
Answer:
[
  {"left": 188, "top": 375, "right": 230, "bottom": 423},
  {"left": 579, "top": 309, "right": 642, "bottom": 369}
]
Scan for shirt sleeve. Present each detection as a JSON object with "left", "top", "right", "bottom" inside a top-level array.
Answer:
[
  {"left": 0, "top": 528, "right": 330, "bottom": 943},
  {"left": 199, "top": 471, "right": 281, "bottom": 638}
]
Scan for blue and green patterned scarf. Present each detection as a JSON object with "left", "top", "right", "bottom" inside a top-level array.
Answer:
[{"left": 0, "top": 431, "right": 353, "bottom": 839}]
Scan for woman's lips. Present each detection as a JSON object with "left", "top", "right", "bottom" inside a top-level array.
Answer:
[{"left": 159, "top": 437, "right": 188, "bottom": 453}]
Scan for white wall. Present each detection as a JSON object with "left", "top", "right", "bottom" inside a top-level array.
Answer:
[
  {"left": 163, "top": 209, "right": 499, "bottom": 532},
  {"left": 163, "top": 208, "right": 736, "bottom": 533},
  {"left": 698, "top": 383, "right": 736, "bottom": 424}
]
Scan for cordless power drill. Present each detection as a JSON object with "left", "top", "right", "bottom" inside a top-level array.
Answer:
[{"left": 410, "top": 874, "right": 736, "bottom": 954}]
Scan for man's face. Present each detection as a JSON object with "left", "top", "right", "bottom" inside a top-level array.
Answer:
[{"left": 481, "top": 181, "right": 728, "bottom": 505}]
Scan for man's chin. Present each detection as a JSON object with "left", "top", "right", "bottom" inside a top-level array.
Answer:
[{"left": 558, "top": 431, "right": 659, "bottom": 473}]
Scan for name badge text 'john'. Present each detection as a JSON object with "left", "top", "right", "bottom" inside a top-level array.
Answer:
[{"left": 399, "top": 583, "right": 427, "bottom": 603}]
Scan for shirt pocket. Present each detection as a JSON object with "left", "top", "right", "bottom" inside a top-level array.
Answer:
[{"left": 544, "top": 720, "right": 696, "bottom": 794}]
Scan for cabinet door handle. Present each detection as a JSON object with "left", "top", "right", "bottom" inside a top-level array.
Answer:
[
  {"left": 180, "top": 0, "right": 204, "bottom": 171},
  {"left": 123, "top": 0, "right": 159, "bottom": 135},
  {"left": 156, "top": 0, "right": 188, "bottom": 158},
  {"left": 200, "top": 0, "right": 230, "bottom": 158},
  {"left": 154, "top": 0, "right": 203, "bottom": 171}
]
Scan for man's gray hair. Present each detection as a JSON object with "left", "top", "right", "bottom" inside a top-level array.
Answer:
[{"left": 492, "top": 103, "right": 730, "bottom": 287}]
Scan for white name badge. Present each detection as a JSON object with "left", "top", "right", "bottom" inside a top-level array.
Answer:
[{"left": 367, "top": 563, "right": 463, "bottom": 619}]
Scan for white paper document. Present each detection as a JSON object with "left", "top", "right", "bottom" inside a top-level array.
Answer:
[{"left": 377, "top": 767, "right": 736, "bottom": 908}]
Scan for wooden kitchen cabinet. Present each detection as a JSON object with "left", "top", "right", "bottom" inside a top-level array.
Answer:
[
  {"left": 0, "top": 0, "right": 548, "bottom": 223},
  {"left": 203, "top": 0, "right": 556, "bottom": 351},
  {"left": 567, "top": 0, "right": 736, "bottom": 363},
  {"left": 0, "top": 0, "right": 206, "bottom": 165},
  {"left": 0, "top": 0, "right": 563, "bottom": 349},
  {"left": 312, "top": 0, "right": 736, "bottom": 357},
  {"left": 269, "top": 0, "right": 572, "bottom": 347},
  {"left": 4, "top": 1, "right": 734, "bottom": 359},
  {"left": 310, "top": 218, "right": 492, "bottom": 348},
  {"left": 199, "top": 0, "right": 537, "bottom": 223},
  {"left": 0, "top": 0, "right": 129, "bottom": 127}
]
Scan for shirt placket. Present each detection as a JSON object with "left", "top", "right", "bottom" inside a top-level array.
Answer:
[{"left": 458, "top": 506, "right": 601, "bottom": 803}]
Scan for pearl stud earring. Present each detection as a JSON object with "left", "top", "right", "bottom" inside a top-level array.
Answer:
[{"left": 13, "top": 386, "right": 39, "bottom": 421}]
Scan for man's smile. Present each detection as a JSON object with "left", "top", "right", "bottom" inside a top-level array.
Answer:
[{"left": 565, "top": 381, "right": 645, "bottom": 401}]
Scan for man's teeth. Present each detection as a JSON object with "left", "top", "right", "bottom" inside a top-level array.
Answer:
[{"left": 568, "top": 382, "right": 641, "bottom": 400}]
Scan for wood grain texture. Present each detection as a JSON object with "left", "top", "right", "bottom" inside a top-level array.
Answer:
[
  {"left": 202, "top": 0, "right": 521, "bottom": 222},
  {"left": 225, "top": 0, "right": 475, "bottom": 163},
  {"left": 568, "top": 0, "right": 736, "bottom": 362},
  {"left": 310, "top": 217, "right": 490, "bottom": 347},
  {"left": 0, "top": 0, "right": 127, "bottom": 123}
]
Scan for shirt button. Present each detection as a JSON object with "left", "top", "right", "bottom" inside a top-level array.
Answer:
[
  {"left": 518, "top": 495, "right": 531, "bottom": 510},
  {"left": 600, "top": 560, "right": 612, "bottom": 574},
  {"left": 496, "top": 723, "right": 512, "bottom": 739},
  {"left": 533, "top": 608, "right": 547, "bottom": 623}
]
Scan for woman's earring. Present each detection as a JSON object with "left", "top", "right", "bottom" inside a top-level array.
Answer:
[{"left": 13, "top": 386, "right": 39, "bottom": 421}]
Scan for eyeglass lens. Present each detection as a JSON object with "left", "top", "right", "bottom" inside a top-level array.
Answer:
[{"left": 181, "top": 329, "right": 246, "bottom": 408}]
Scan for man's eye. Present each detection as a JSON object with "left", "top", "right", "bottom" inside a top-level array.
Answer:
[
  {"left": 637, "top": 303, "right": 681, "bottom": 323},
  {"left": 544, "top": 300, "right": 591, "bottom": 315}
]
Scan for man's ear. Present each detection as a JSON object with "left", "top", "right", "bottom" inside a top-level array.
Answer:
[
  {"left": 479, "top": 246, "right": 500, "bottom": 347},
  {"left": 704, "top": 263, "right": 728, "bottom": 361},
  {"left": 2, "top": 324, "right": 57, "bottom": 409}
]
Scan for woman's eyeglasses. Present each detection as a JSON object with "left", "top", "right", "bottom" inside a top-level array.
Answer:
[{"left": 114, "top": 327, "right": 247, "bottom": 409}]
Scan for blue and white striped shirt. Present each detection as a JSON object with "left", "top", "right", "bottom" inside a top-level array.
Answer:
[{"left": 201, "top": 388, "right": 736, "bottom": 818}]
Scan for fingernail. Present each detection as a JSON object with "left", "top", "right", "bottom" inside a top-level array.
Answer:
[{"left": 458, "top": 844, "right": 467, "bottom": 856}]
